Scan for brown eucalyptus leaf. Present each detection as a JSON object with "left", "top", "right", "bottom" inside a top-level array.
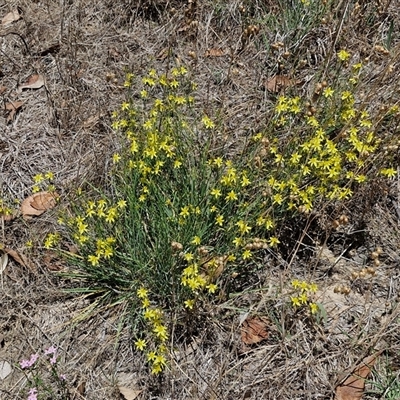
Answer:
[
  {"left": 335, "top": 351, "right": 382, "bottom": 400},
  {"left": 43, "top": 251, "right": 65, "bottom": 271},
  {"left": 30, "top": 192, "right": 59, "bottom": 211},
  {"left": 38, "top": 43, "right": 60, "bottom": 57},
  {"left": 240, "top": 316, "right": 269, "bottom": 345},
  {"left": 76, "top": 381, "right": 86, "bottom": 396},
  {"left": 21, "top": 191, "right": 59, "bottom": 218},
  {"left": 0, "top": 360, "right": 12, "bottom": 380},
  {"left": 5, "top": 101, "right": 24, "bottom": 122},
  {"left": 1, "top": 9, "right": 21, "bottom": 26},
  {"left": 17, "top": 74, "right": 45, "bottom": 93},
  {"left": 3, "top": 247, "right": 36, "bottom": 272},
  {"left": 1, "top": 210, "right": 17, "bottom": 222},
  {"left": 264, "top": 75, "right": 294, "bottom": 93},
  {"left": 205, "top": 48, "right": 225, "bottom": 57},
  {"left": 118, "top": 386, "right": 142, "bottom": 400},
  {"left": 0, "top": 252, "right": 8, "bottom": 273}
]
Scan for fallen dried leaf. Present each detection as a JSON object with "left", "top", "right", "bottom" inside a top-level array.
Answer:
[
  {"left": 21, "top": 191, "right": 59, "bottom": 218},
  {"left": 0, "top": 360, "right": 12, "bottom": 380},
  {"left": 17, "top": 74, "right": 45, "bottom": 94},
  {"left": 156, "top": 46, "right": 171, "bottom": 60},
  {"left": 76, "top": 381, "right": 86, "bottom": 396},
  {"left": 83, "top": 113, "right": 105, "bottom": 129},
  {"left": 241, "top": 316, "right": 269, "bottom": 345},
  {"left": 0, "top": 86, "right": 7, "bottom": 95},
  {"left": 1, "top": 9, "right": 21, "bottom": 27},
  {"left": 38, "top": 43, "right": 60, "bottom": 57},
  {"left": 335, "top": 351, "right": 382, "bottom": 400},
  {"left": 43, "top": 251, "right": 65, "bottom": 271},
  {"left": 3, "top": 247, "right": 36, "bottom": 272},
  {"left": 0, "top": 252, "right": 8, "bottom": 273},
  {"left": 205, "top": 48, "right": 225, "bottom": 57},
  {"left": 4, "top": 101, "right": 24, "bottom": 123},
  {"left": 118, "top": 386, "right": 142, "bottom": 400},
  {"left": 1, "top": 210, "right": 17, "bottom": 222},
  {"left": 264, "top": 75, "right": 293, "bottom": 93}
]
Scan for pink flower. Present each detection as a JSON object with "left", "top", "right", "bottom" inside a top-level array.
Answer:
[
  {"left": 50, "top": 354, "right": 57, "bottom": 365},
  {"left": 27, "top": 387, "right": 37, "bottom": 400},
  {"left": 44, "top": 345, "right": 57, "bottom": 355},
  {"left": 20, "top": 354, "right": 39, "bottom": 369},
  {"left": 20, "top": 359, "right": 31, "bottom": 369}
]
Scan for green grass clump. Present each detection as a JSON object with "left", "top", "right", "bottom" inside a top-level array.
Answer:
[{"left": 48, "top": 55, "right": 397, "bottom": 373}]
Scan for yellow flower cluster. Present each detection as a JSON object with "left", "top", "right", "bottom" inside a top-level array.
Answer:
[
  {"left": 32, "top": 171, "right": 55, "bottom": 193},
  {"left": 135, "top": 287, "right": 168, "bottom": 374},
  {"left": 180, "top": 250, "right": 219, "bottom": 309},
  {"left": 112, "top": 69, "right": 196, "bottom": 205},
  {"left": 0, "top": 198, "right": 13, "bottom": 217},
  {"left": 290, "top": 279, "right": 319, "bottom": 315},
  {"left": 87, "top": 237, "right": 116, "bottom": 267},
  {"left": 43, "top": 232, "right": 61, "bottom": 249}
]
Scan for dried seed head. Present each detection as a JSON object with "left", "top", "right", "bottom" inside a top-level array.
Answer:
[
  {"left": 299, "top": 59, "right": 307, "bottom": 67},
  {"left": 339, "top": 215, "right": 349, "bottom": 225},
  {"left": 334, "top": 286, "right": 341, "bottom": 293},
  {"left": 373, "top": 258, "right": 380, "bottom": 267},
  {"left": 198, "top": 246, "right": 209, "bottom": 256},
  {"left": 376, "top": 246, "right": 383, "bottom": 254},
  {"left": 271, "top": 42, "right": 280, "bottom": 51},
  {"left": 171, "top": 241, "right": 183, "bottom": 251},
  {"left": 367, "top": 267, "right": 376, "bottom": 275},
  {"left": 298, "top": 205, "right": 309, "bottom": 214},
  {"left": 106, "top": 72, "right": 115, "bottom": 81},
  {"left": 342, "top": 287, "right": 351, "bottom": 295},
  {"left": 374, "top": 45, "right": 389, "bottom": 55},
  {"left": 261, "top": 137, "right": 270, "bottom": 147},
  {"left": 351, "top": 271, "right": 359, "bottom": 279},
  {"left": 371, "top": 251, "right": 379, "bottom": 259},
  {"left": 259, "top": 148, "right": 267, "bottom": 158},
  {"left": 332, "top": 220, "right": 340, "bottom": 229}
]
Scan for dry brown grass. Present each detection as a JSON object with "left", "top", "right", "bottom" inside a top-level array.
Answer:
[{"left": 1, "top": 0, "right": 400, "bottom": 399}]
